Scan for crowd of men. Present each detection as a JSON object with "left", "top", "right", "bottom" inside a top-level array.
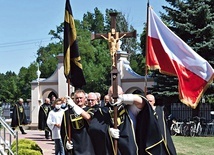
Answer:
[{"left": 12, "top": 85, "right": 176, "bottom": 155}]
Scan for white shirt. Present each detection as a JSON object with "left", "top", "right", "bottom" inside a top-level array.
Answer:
[
  {"left": 46, "top": 109, "right": 64, "bottom": 139},
  {"left": 128, "top": 104, "right": 141, "bottom": 130}
]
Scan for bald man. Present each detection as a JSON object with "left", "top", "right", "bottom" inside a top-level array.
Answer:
[
  {"left": 11, "top": 98, "right": 28, "bottom": 134},
  {"left": 146, "top": 94, "right": 156, "bottom": 110},
  {"left": 136, "top": 94, "right": 176, "bottom": 155},
  {"left": 104, "top": 95, "right": 110, "bottom": 106},
  {"left": 108, "top": 85, "right": 145, "bottom": 129},
  {"left": 88, "top": 85, "right": 147, "bottom": 155}
]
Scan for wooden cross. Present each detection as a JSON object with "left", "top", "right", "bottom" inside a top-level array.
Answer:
[
  {"left": 91, "top": 12, "right": 136, "bottom": 154},
  {"left": 91, "top": 12, "right": 136, "bottom": 67}
]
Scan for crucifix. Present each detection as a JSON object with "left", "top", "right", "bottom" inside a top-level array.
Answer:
[
  {"left": 91, "top": 12, "right": 136, "bottom": 154},
  {"left": 91, "top": 13, "right": 136, "bottom": 67}
]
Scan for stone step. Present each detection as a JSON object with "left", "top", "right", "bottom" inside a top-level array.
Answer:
[{"left": 25, "top": 123, "right": 38, "bottom": 130}]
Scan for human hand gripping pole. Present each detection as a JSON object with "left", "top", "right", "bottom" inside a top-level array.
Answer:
[
  {"left": 64, "top": 96, "right": 75, "bottom": 154},
  {"left": 66, "top": 96, "right": 84, "bottom": 115},
  {"left": 109, "top": 128, "right": 120, "bottom": 139},
  {"left": 110, "top": 94, "right": 135, "bottom": 106},
  {"left": 66, "top": 140, "right": 73, "bottom": 150}
]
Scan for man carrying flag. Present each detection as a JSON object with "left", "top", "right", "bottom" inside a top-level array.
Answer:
[
  {"left": 146, "top": 6, "right": 214, "bottom": 109},
  {"left": 62, "top": 1, "right": 89, "bottom": 155},
  {"left": 64, "top": 0, "right": 86, "bottom": 89}
]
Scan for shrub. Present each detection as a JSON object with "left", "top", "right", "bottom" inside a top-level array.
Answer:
[
  {"left": 11, "top": 139, "right": 43, "bottom": 155},
  {"left": 17, "top": 149, "right": 42, "bottom": 155}
]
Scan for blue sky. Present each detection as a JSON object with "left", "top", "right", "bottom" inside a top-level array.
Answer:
[{"left": 0, "top": 0, "right": 167, "bottom": 74}]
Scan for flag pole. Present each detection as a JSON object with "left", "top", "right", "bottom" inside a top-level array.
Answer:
[
  {"left": 67, "top": 78, "right": 71, "bottom": 97},
  {"left": 144, "top": 0, "right": 150, "bottom": 95},
  {"left": 67, "top": 78, "right": 71, "bottom": 141}
]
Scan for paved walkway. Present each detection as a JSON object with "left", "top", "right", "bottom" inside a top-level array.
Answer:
[{"left": 13, "top": 129, "right": 55, "bottom": 155}]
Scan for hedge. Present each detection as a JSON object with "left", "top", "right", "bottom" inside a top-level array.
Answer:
[{"left": 11, "top": 139, "right": 43, "bottom": 155}]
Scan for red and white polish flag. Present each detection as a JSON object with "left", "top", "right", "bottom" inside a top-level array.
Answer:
[{"left": 146, "top": 7, "right": 214, "bottom": 108}]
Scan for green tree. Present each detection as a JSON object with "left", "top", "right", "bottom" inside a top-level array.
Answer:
[
  {"left": 17, "top": 63, "right": 38, "bottom": 100},
  {"left": 36, "top": 42, "right": 62, "bottom": 78},
  {"left": 130, "top": 53, "right": 145, "bottom": 76},
  {"left": 147, "top": 70, "right": 179, "bottom": 104},
  {"left": 104, "top": 9, "right": 140, "bottom": 57},
  {"left": 0, "top": 72, "right": 18, "bottom": 103},
  {"left": 79, "top": 10, "right": 111, "bottom": 95},
  {"left": 48, "top": 23, "right": 64, "bottom": 43},
  {"left": 80, "top": 8, "right": 141, "bottom": 95}
]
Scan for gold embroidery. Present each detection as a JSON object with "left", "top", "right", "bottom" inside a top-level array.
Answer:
[
  {"left": 19, "top": 106, "right": 23, "bottom": 113},
  {"left": 70, "top": 114, "right": 84, "bottom": 129},
  {"left": 110, "top": 108, "right": 126, "bottom": 126}
]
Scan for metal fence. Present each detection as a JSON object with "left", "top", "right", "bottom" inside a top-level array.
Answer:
[
  {"left": 1, "top": 103, "right": 31, "bottom": 122},
  {"left": 0, "top": 102, "right": 212, "bottom": 123},
  {"left": 171, "top": 102, "right": 212, "bottom": 122}
]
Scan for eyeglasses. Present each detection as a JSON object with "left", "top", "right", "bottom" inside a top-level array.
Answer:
[
  {"left": 87, "top": 99, "right": 95, "bottom": 102},
  {"left": 75, "top": 97, "right": 83, "bottom": 99}
]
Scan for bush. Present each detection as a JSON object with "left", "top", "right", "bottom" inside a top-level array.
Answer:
[
  {"left": 17, "top": 149, "right": 42, "bottom": 155},
  {"left": 11, "top": 139, "right": 43, "bottom": 155}
]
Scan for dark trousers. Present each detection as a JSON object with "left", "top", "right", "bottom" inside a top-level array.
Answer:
[
  {"left": 45, "top": 127, "right": 51, "bottom": 139},
  {"left": 12, "top": 126, "right": 26, "bottom": 134},
  {"left": 45, "top": 130, "right": 50, "bottom": 139}
]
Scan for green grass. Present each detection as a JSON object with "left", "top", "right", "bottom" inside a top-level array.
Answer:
[{"left": 172, "top": 136, "right": 214, "bottom": 155}]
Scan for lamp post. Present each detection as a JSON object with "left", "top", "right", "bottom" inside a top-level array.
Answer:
[
  {"left": 37, "top": 63, "right": 41, "bottom": 105},
  {"left": 36, "top": 63, "right": 41, "bottom": 85}
]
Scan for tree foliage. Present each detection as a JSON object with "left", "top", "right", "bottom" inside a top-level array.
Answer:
[
  {"left": 0, "top": 72, "right": 18, "bottom": 103},
  {"left": 36, "top": 42, "right": 62, "bottom": 78},
  {"left": 77, "top": 8, "right": 140, "bottom": 96},
  {"left": 17, "top": 65, "right": 37, "bottom": 100}
]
